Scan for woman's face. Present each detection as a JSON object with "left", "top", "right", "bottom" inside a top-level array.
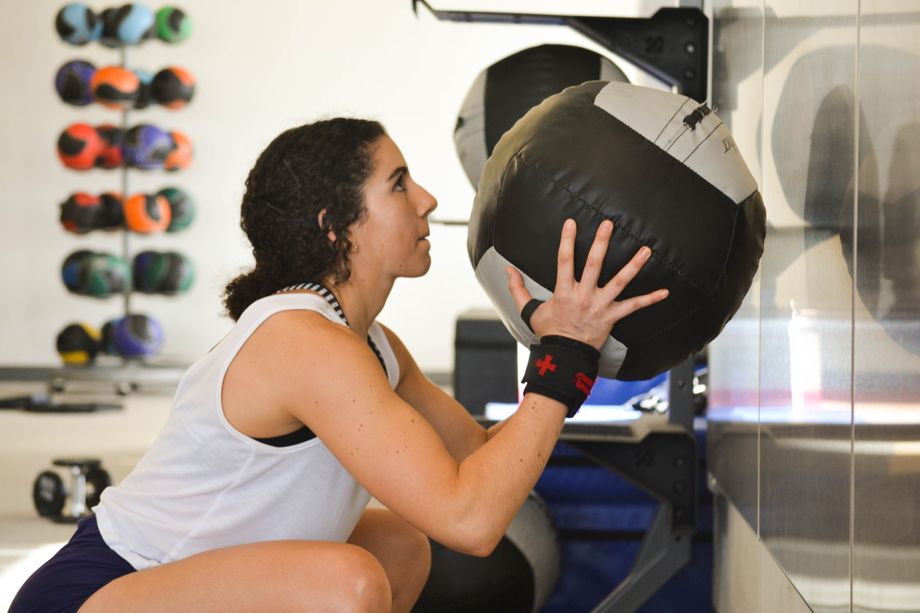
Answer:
[{"left": 348, "top": 135, "right": 438, "bottom": 281}]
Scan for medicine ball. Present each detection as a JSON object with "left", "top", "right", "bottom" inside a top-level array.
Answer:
[
  {"left": 124, "top": 124, "right": 172, "bottom": 169},
  {"left": 160, "top": 251, "right": 195, "bottom": 294},
  {"left": 100, "top": 318, "right": 121, "bottom": 355},
  {"left": 113, "top": 314, "right": 164, "bottom": 358},
  {"left": 60, "top": 192, "right": 103, "bottom": 234},
  {"left": 83, "top": 253, "right": 131, "bottom": 298},
  {"left": 56, "top": 323, "right": 101, "bottom": 365},
  {"left": 98, "top": 8, "right": 120, "bottom": 48},
  {"left": 99, "top": 192, "right": 125, "bottom": 229},
  {"left": 468, "top": 81, "right": 766, "bottom": 380},
  {"left": 95, "top": 124, "right": 125, "bottom": 169},
  {"left": 157, "top": 186, "right": 194, "bottom": 232},
  {"left": 164, "top": 130, "right": 192, "bottom": 171},
  {"left": 455, "top": 45, "right": 628, "bottom": 189},
  {"left": 54, "top": 60, "right": 96, "bottom": 106},
  {"left": 124, "top": 193, "right": 171, "bottom": 233},
  {"left": 133, "top": 69, "right": 155, "bottom": 109},
  {"left": 151, "top": 66, "right": 195, "bottom": 109},
  {"left": 57, "top": 123, "right": 103, "bottom": 170},
  {"left": 111, "top": 3, "right": 156, "bottom": 45},
  {"left": 132, "top": 250, "right": 168, "bottom": 293},
  {"left": 414, "top": 492, "right": 559, "bottom": 613},
  {"left": 55, "top": 3, "right": 100, "bottom": 45},
  {"left": 61, "top": 250, "right": 94, "bottom": 292},
  {"left": 155, "top": 6, "right": 191, "bottom": 43},
  {"left": 91, "top": 66, "right": 140, "bottom": 109}
]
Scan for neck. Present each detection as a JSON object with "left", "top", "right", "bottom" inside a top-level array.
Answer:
[{"left": 324, "top": 271, "right": 394, "bottom": 338}]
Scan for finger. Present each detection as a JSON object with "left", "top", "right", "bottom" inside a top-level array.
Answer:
[
  {"left": 554, "top": 219, "right": 576, "bottom": 290},
  {"left": 610, "top": 288, "right": 669, "bottom": 322},
  {"left": 579, "top": 219, "right": 614, "bottom": 289},
  {"left": 506, "top": 266, "right": 533, "bottom": 311},
  {"left": 602, "top": 245, "right": 652, "bottom": 300}
]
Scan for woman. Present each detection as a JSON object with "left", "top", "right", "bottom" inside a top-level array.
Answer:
[{"left": 12, "top": 118, "right": 667, "bottom": 613}]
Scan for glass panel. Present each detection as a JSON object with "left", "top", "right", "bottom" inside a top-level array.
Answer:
[
  {"left": 853, "top": 2, "right": 920, "bottom": 612},
  {"left": 759, "top": 3, "right": 857, "bottom": 610},
  {"left": 707, "top": 0, "right": 764, "bottom": 529}
]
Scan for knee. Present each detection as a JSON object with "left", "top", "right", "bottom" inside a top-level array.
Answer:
[{"left": 334, "top": 545, "right": 392, "bottom": 613}]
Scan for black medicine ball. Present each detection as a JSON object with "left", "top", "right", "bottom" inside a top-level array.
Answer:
[
  {"left": 56, "top": 323, "right": 101, "bottom": 365},
  {"left": 468, "top": 81, "right": 766, "bottom": 380}
]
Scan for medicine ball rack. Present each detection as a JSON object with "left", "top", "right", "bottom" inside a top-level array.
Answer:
[{"left": 412, "top": 0, "right": 709, "bottom": 103}]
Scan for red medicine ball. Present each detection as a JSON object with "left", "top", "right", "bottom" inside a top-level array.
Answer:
[{"left": 57, "top": 123, "right": 103, "bottom": 170}]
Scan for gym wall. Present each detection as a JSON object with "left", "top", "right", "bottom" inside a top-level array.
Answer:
[{"left": 0, "top": 0, "right": 653, "bottom": 372}]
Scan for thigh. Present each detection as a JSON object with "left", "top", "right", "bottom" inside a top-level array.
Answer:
[{"left": 79, "top": 539, "right": 391, "bottom": 613}]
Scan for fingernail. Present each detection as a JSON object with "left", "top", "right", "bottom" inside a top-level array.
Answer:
[
  {"left": 564, "top": 219, "right": 574, "bottom": 230},
  {"left": 642, "top": 246, "right": 651, "bottom": 258},
  {"left": 661, "top": 289, "right": 669, "bottom": 297},
  {"left": 602, "top": 220, "right": 613, "bottom": 232}
]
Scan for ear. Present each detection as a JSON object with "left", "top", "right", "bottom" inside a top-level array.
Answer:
[{"left": 317, "top": 208, "right": 337, "bottom": 243}]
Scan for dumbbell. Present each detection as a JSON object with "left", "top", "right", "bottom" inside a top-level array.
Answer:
[{"left": 32, "top": 458, "right": 111, "bottom": 522}]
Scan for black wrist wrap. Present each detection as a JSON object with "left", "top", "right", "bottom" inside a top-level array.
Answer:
[{"left": 522, "top": 335, "right": 601, "bottom": 418}]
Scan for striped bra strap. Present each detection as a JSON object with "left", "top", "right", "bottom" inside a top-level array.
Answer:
[{"left": 276, "top": 282, "right": 388, "bottom": 376}]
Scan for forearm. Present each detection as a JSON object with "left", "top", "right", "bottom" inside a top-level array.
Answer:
[{"left": 451, "top": 393, "right": 566, "bottom": 554}]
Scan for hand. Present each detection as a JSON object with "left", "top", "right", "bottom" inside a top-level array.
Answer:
[{"left": 506, "top": 218, "right": 669, "bottom": 351}]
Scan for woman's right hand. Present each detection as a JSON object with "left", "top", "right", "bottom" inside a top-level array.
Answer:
[{"left": 506, "top": 218, "right": 669, "bottom": 351}]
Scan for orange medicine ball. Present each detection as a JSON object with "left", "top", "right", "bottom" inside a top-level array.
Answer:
[
  {"left": 124, "top": 193, "right": 171, "bottom": 233},
  {"left": 91, "top": 66, "right": 140, "bottom": 109},
  {"left": 164, "top": 130, "right": 192, "bottom": 171}
]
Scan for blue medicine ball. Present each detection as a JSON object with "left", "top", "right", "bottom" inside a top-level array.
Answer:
[
  {"left": 113, "top": 3, "right": 156, "bottom": 45},
  {"left": 54, "top": 60, "right": 96, "bottom": 106},
  {"left": 124, "top": 124, "right": 173, "bottom": 169},
  {"left": 113, "top": 314, "right": 164, "bottom": 358},
  {"left": 55, "top": 3, "right": 101, "bottom": 46}
]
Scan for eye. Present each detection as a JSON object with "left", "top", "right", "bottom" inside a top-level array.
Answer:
[{"left": 394, "top": 173, "right": 406, "bottom": 192}]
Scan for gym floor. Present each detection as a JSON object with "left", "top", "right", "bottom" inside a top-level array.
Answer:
[{"left": 0, "top": 383, "right": 173, "bottom": 609}]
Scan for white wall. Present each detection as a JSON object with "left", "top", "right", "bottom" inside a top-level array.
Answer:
[{"left": 0, "top": 0, "right": 654, "bottom": 372}]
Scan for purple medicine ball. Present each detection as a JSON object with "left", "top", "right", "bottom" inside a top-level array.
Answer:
[
  {"left": 55, "top": 60, "right": 97, "bottom": 106},
  {"left": 123, "top": 124, "right": 173, "bottom": 170}
]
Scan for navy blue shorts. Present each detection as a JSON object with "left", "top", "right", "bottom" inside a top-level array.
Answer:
[{"left": 9, "top": 515, "right": 136, "bottom": 613}]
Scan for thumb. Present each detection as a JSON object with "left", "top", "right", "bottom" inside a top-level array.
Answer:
[{"left": 506, "top": 266, "right": 532, "bottom": 311}]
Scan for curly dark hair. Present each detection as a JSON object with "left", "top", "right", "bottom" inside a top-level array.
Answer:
[{"left": 223, "top": 118, "right": 386, "bottom": 320}]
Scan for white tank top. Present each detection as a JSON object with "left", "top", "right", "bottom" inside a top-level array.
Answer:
[{"left": 94, "top": 293, "right": 399, "bottom": 570}]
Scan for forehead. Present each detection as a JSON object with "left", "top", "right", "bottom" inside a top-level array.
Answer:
[{"left": 369, "top": 136, "right": 406, "bottom": 175}]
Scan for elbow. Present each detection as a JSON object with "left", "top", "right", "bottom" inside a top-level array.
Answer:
[{"left": 445, "top": 507, "right": 505, "bottom": 558}]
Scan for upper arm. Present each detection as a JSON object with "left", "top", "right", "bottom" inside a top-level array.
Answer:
[
  {"left": 271, "top": 315, "right": 464, "bottom": 545},
  {"left": 379, "top": 324, "right": 488, "bottom": 462}
]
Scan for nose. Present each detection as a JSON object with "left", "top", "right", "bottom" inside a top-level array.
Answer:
[{"left": 415, "top": 181, "right": 438, "bottom": 217}]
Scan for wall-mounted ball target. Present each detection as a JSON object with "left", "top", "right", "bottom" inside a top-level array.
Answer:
[
  {"left": 455, "top": 44, "right": 629, "bottom": 190},
  {"left": 56, "top": 323, "right": 101, "bottom": 365},
  {"left": 124, "top": 193, "right": 171, "bottom": 233},
  {"left": 98, "top": 192, "right": 125, "bottom": 229},
  {"left": 111, "top": 3, "right": 156, "bottom": 45},
  {"left": 54, "top": 60, "right": 96, "bottom": 106},
  {"left": 60, "top": 192, "right": 103, "bottom": 234},
  {"left": 124, "top": 124, "right": 172, "bottom": 169},
  {"left": 57, "top": 123, "right": 103, "bottom": 170},
  {"left": 157, "top": 187, "right": 194, "bottom": 232},
  {"left": 164, "top": 130, "right": 192, "bottom": 171},
  {"left": 468, "top": 81, "right": 766, "bottom": 380},
  {"left": 155, "top": 6, "right": 191, "bottom": 43},
  {"left": 113, "top": 314, "right": 164, "bottom": 358},
  {"left": 95, "top": 124, "right": 125, "bottom": 169},
  {"left": 151, "top": 66, "right": 195, "bottom": 109},
  {"left": 133, "top": 69, "right": 155, "bottom": 109},
  {"left": 55, "top": 3, "right": 100, "bottom": 46},
  {"left": 91, "top": 66, "right": 140, "bottom": 109}
]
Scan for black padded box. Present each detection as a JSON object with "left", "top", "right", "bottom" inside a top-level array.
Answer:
[{"left": 453, "top": 309, "right": 518, "bottom": 415}]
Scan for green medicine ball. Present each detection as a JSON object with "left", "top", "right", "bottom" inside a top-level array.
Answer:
[
  {"left": 155, "top": 7, "right": 191, "bottom": 43},
  {"left": 56, "top": 323, "right": 101, "bottom": 365},
  {"left": 84, "top": 253, "right": 131, "bottom": 298},
  {"left": 161, "top": 251, "right": 195, "bottom": 295},
  {"left": 157, "top": 186, "right": 195, "bottom": 232}
]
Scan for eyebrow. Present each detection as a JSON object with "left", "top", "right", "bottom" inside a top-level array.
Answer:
[{"left": 387, "top": 166, "right": 408, "bottom": 182}]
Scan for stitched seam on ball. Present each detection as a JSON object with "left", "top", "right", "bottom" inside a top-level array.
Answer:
[
  {"left": 511, "top": 151, "right": 711, "bottom": 294},
  {"left": 630, "top": 206, "right": 741, "bottom": 347},
  {"left": 654, "top": 98, "right": 693, "bottom": 146},
  {"left": 681, "top": 120, "right": 725, "bottom": 165}
]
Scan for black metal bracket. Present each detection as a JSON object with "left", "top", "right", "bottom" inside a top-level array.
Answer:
[{"left": 412, "top": 1, "right": 709, "bottom": 102}]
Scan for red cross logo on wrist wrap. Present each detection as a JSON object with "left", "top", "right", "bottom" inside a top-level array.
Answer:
[{"left": 535, "top": 354, "right": 557, "bottom": 376}]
